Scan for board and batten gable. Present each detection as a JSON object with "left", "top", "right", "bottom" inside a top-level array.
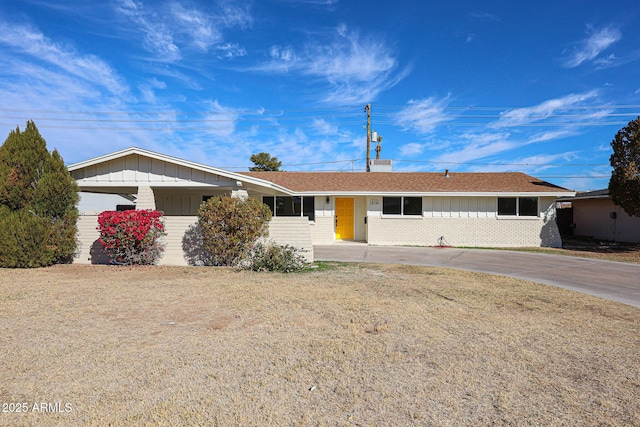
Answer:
[{"left": 71, "top": 153, "right": 239, "bottom": 188}]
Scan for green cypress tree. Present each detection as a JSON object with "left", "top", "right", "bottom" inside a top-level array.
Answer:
[{"left": 0, "top": 121, "right": 79, "bottom": 267}]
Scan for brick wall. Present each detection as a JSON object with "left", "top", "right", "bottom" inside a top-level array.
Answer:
[{"left": 366, "top": 196, "right": 562, "bottom": 247}]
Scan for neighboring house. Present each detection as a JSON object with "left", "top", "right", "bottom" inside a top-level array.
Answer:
[
  {"left": 558, "top": 189, "right": 640, "bottom": 243},
  {"left": 68, "top": 147, "right": 575, "bottom": 266}
]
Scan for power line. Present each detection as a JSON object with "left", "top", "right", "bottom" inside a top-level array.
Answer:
[
  {"left": 0, "top": 120, "right": 632, "bottom": 131},
  {"left": 281, "top": 158, "right": 364, "bottom": 167},
  {"left": 0, "top": 114, "right": 361, "bottom": 124},
  {"left": 0, "top": 103, "right": 635, "bottom": 132},
  {"left": 0, "top": 106, "right": 357, "bottom": 115},
  {"left": 373, "top": 121, "right": 631, "bottom": 127},
  {"left": 0, "top": 121, "right": 362, "bottom": 131},
  {"left": 374, "top": 104, "right": 640, "bottom": 111},
  {"left": 1, "top": 104, "right": 638, "bottom": 116},
  {"left": 536, "top": 175, "right": 610, "bottom": 179},
  {"left": 395, "top": 159, "right": 608, "bottom": 167}
]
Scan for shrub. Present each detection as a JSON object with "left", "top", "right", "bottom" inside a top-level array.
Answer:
[
  {"left": 197, "top": 196, "right": 272, "bottom": 266},
  {"left": 97, "top": 210, "right": 166, "bottom": 265},
  {"left": 238, "top": 241, "right": 309, "bottom": 273},
  {"left": 0, "top": 209, "right": 57, "bottom": 268}
]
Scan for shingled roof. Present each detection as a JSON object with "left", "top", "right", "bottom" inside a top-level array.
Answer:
[{"left": 240, "top": 171, "right": 573, "bottom": 195}]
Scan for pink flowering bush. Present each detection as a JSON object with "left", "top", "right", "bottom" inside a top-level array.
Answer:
[{"left": 97, "top": 209, "right": 166, "bottom": 265}]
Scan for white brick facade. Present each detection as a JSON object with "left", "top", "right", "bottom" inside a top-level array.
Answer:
[
  {"left": 367, "top": 216, "right": 559, "bottom": 247},
  {"left": 363, "top": 196, "right": 561, "bottom": 247}
]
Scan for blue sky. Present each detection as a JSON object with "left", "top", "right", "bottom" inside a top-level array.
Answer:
[{"left": 1, "top": 0, "right": 639, "bottom": 190}]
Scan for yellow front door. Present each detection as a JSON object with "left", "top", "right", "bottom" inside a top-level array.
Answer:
[{"left": 335, "top": 197, "right": 354, "bottom": 240}]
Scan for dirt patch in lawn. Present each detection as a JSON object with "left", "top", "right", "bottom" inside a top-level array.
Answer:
[{"left": 1, "top": 264, "right": 639, "bottom": 426}]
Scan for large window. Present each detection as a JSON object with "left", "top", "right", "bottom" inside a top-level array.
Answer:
[
  {"left": 276, "top": 196, "right": 301, "bottom": 216},
  {"left": 382, "top": 197, "right": 401, "bottom": 215},
  {"left": 498, "top": 197, "right": 538, "bottom": 217},
  {"left": 518, "top": 197, "right": 538, "bottom": 216},
  {"left": 404, "top": 197, "right": 423, "bottom": 215},
  {"left": 383, "top": 196, "right": 422, "bottom": 216},
  {"left": 497, "top": 198, "right": 516, "bottom": 216},
  {"left": 263, "top": 196, "right": 315, "bottom": 221}
]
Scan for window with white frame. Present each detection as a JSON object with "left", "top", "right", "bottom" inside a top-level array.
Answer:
[
  {"left": 497, "top": 197, "right": 538, "bottom": 216},
  {"left": 262, "top": 196, "right": 315, "bottom": 221},
  {"left": 382, "top": 196, "right": 422, "bottom": 215}
]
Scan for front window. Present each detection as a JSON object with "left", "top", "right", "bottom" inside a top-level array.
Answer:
[
  {"left": 498, "top": 198, "right": 516, "bottom": 216},
  {"left": 498, "top": 197, "right": 538, "bottom": 217},
  {"left": 263, "top": 196, "right": 315, "bottom": 221},
  {"left": 403, "top": 197, "right": 423, "bottom": 215},
  {"left": 383, "top": 196, "right": 422, "bottom": 216},
  {"left": 382, "top": 197, "right": 401, "bottom": 215},
  {"left": 276, "top": 196, "right": 301, "bottom": 216},
  {"left": 518, "top": 197, "right": 538, "bottom": 217}
]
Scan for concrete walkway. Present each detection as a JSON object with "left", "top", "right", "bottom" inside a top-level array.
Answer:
[{"left": 314, "top": 244, "right": 640, "bottom": 308}]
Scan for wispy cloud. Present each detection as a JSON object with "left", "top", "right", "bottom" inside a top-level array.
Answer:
[
  {"left": 466, "top": 152, "right": 578, "bottom": 173},
  {"left": 422, "top": 91, "right": 609, "bottom": 167},
  {"left": 593, "top": 53, "right": 617, "bottom": 69},
  {"left": 399, "top": 142, "right": 428, "bottom": 157},
  {"left": 493, "top": 91, "right": 601, "bottom": 128},
  {"left": 138, "top": 77, "right": 167, "bottom": 103},
  {"left": 563, "top": 25, "right": 622, "bottom": 68},
  {"left": 0, "top": 21, "right": 128, "bottom": 95},
  {"left": 170, "top": 2, "right": 221, "bottom": 51},
  {"left": 432, "top": 132, "right": 516, "bottom": 164},
  {"left": 116, "top": 0, "right": 181, "bottom": 61},
  {"left": 268, "top": 45, "right": 296, "bottom": 64},
  {"left": 215, "top": 43, "right": 247, "bottom": 59},
  {"left": 115, "top": 0, "right": 252, "bottom": 62},
  {"left": 201, "top": 100, "right": 242, "bottom": 139},
  {"left": 216, "top": 1, "right": 253, "bottom": 29},
  {"left": 251, "top": 24, "right": 409, "bottom": 104},
  {"left": 312, "top": 118, "right": 340, "bottom": 136},
  {"left": 469, "top": 11, "right": 501, "bottom": 22},
  {"left": 307, "top": 26, "right": 395, "bottom": 84},
  {"left": 393, "top": 97, "right": 453, "bottom": 134},
  {"left": 277, "top": 0, "right": 339, "bottom": 6}
]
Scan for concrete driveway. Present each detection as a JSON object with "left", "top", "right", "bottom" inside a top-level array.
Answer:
[{"left": 314, "top": 244, "right": 640, "bottom": 308}]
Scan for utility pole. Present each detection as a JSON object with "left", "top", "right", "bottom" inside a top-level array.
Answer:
[{"left": 364, "top": 103, "right": 371, "bottom": 172}]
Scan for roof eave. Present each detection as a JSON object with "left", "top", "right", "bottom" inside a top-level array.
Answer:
[{"left": 290, "top": 191, "right": 577, "bottom": 197}]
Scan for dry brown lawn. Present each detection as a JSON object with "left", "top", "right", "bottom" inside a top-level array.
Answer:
[{"left": 1, "top": 263, "right": 639, "bottom": 426}]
